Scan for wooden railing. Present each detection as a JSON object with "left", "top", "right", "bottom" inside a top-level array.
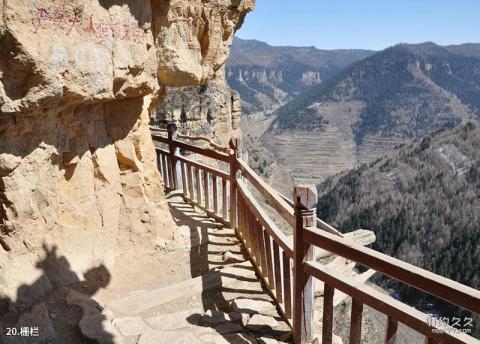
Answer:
[
  {"left": 153, "top": 125, "right": 232, "bottom": 226},
  {"left": 152, "top": 124, "right": 480, "bottom": 344},
  {"left": 237, "top": 177, "right": 294, "bottom": 321}
]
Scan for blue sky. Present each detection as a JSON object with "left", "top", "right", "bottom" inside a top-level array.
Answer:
[{"left": 236, "top": 1, "right": 480, "bottom": 50}]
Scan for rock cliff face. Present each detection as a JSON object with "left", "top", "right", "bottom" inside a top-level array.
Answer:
[
  {"left": 0, "top": 0, "right": 253, "bottom": 301},
  {"left": 151, "top": 69, "right": 241, "bottom": 145}
]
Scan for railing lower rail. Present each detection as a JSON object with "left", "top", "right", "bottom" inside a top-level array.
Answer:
[
  {"left": 303, "top": 226, "right": 480, "bottom": 315},
  {"left": 304, "top": 261, "right": 477, "bottom": 344},
  {"left": 152, "top": 125, "right": 480, "bottom": 344}
]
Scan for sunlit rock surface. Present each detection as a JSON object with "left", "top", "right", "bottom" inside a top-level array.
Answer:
[{"left": 0, "top": 0, "right": 254, "bottom": 300}]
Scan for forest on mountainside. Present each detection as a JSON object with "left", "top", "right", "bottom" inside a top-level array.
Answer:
[
  {"left": 273, "top": 43, "right": 480, "bottom": 144},
  {"left": 317, "top": 122, "right": 480, "bottom": 335}
]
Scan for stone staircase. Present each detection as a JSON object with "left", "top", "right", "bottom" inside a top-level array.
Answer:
[
  {"left": 103, "top": 192, "right": 292, "bottom": 344},
  {"left": 0, "top": 192, "right": 293, "bottom": 344}
]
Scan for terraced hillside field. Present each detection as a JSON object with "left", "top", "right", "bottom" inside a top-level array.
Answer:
[
  {"left": 260, "top": 42, "right": 480, "bottom": 189},
  {"left": 261, "top": 101, "right": 405, "bottom": 192}
]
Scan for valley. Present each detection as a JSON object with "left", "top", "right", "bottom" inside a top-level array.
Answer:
[
  {"left": 230, "top": 39, "right": 480, "bottom": 338},
  {"left": 262, "top": 101, "right": 405, "bottom": 190},
  {"left": 233, "top": 41, "right": 480, "bottom": 190}
]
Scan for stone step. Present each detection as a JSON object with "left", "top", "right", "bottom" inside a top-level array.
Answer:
[
  {"left": 112, "top": 300, "right": 290, "bottom": 343},
  {"left": 109, "top": 262, "right": 257, "bottom": 316},
  {"left": 106, "top": 194, "right": 294, "bottom": 343}
]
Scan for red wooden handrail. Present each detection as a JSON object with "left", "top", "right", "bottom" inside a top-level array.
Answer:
[
  {"left": 304, "top": 261, "right": 477, "bottom": 344},
  {"left": 152, "top": 131, "right": 480, "bottom": 344},
  {"left": 304, "top": 225, "right": 480, "bottom": 315}
]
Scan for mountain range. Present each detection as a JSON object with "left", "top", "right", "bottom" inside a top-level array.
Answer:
[
  {"left": 226, "top": 37, "right": 374, "bottom": 115},
  {"left": 255, "top": 41, "right": 480, "bottom": 188},
  {"left": 272, "top": 42, "right": 480, "bottom": 142}
]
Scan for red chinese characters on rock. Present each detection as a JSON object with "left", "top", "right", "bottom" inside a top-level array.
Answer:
[
  {"left": 66, "top": 8, "right": 83, "bottom": 35},
  {"left": 32, "top": 4, "right": 150, "bottom": 43},
  {"left": 33, "top": 7, "right": 50, "bottom": 32}
]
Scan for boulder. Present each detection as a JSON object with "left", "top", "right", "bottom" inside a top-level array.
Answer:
[
  {"left": 66, "top": 289, "right": 102, "bottom": 316},
  {"left": 67, "top": 290, "right": 121, "bottom": 343}
]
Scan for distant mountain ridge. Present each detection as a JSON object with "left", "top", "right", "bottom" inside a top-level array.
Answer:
[
  {"left": 446, "top": 42, "right": 480, "bottom": 58},
  {"left": 226, "top": 37, "right": 375, "bottom": 115},
  {"left": 272, "top": 42, "right": 480, "bottom": 141},
  {"left": 255, "top": 41, "right": 480, "bottom": 189}
]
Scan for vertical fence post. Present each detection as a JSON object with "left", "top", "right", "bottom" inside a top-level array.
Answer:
[
  {"left": 167, "top": 122, "right": 178, "bottom": 190},
  {"left": 293, "top": 184, "right": 318, "bottom": 344},
  {"left": 229, "top": 138, "right": 240, "bottom": 230}
]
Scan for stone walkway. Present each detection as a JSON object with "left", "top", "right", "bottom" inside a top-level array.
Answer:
[
  {"left": 105, "top": 192, "right": 292, "bottom": 344},
  {"left": 0, "top": 192, "right": 293, "bottom": 344}
]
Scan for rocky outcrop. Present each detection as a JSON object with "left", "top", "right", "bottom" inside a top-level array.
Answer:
[
  {"left": 151, "top": 69, "right": 241, "bottom": 145},
  {"left": 0, "top": 0, "right": 254, "bottom": 301},
  {"left": 153, "top": 1, "right": 253, "bottom": 87}
]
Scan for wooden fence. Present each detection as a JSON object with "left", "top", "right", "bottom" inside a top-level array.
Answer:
[{"left": 152, "top": 124, "right": 480, "bottom": 344}]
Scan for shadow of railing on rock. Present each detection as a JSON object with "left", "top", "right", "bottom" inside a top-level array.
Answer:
[
  {"left": 168, "top": 191, "right": 289, "bottom": 343},
  {"left": 154, "top": 129, "right": 480, "bottom": 344}
]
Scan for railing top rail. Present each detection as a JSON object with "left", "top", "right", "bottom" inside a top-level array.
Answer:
[
  {"left": 152, "top": 133, "right": 232, "bottom": 163},
  {"left": 236, "top": 158, "right": 295, "bottom": 227},
  {"left": 176, "top": 133, "right": 234, "bottom": 155},
  {"left": 237, "top": 178, "right": 294, "bottom": 257},
  {"left": 156, "top": 147, "right": 169, "bottom": 155},
  {"left": 304, "top": 261, "right": 478, "bottom": 344},
  {"left": 176, "top": 154, "right": 230, "bottom": 180},
  {"left": 304, "top": 225, "right": 480, "bottom": 315},
  {"left": 150, "top": 129, "right": 233, "bottom": 154},
  {"left": 151, "top": 133, "right": 169, "bottom": 145}
]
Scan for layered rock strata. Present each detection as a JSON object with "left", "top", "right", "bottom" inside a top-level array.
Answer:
[{"left": 151, "top": 69, "right": 241, "bottom": 145}]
